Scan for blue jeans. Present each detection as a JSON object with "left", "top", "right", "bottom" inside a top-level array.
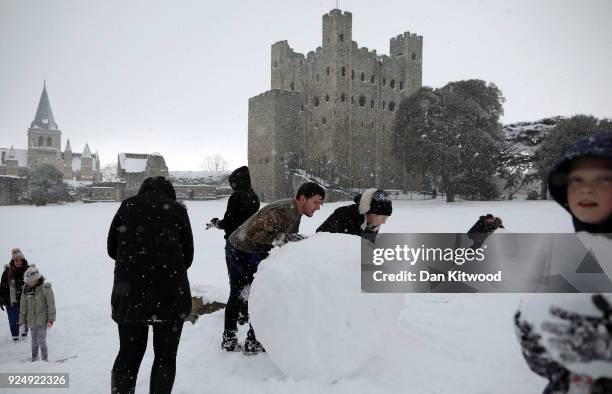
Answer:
[{"left": 6, "top": 304, "right": 28, "bottom": 338}]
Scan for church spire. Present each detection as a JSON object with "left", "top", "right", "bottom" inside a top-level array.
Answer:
[
  {"left": 65, "top": 138, "right": 72, "bottom": 152},
  {"left": 82, "top": 143, "right": 92, "bottom": 158},
  {"left": 30, "top": 81, "right": 58, "bottom": 130}
]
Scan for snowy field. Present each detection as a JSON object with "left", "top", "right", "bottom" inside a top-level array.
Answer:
[{"left": 0, "top": 199, "right": 575, "bottom": 393}]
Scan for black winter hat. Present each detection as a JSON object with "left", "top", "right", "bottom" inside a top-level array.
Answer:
[
  {"left": 357, "top": 189, "right": 393, "bottom": 216},
  {"left": 548, "top": 132, "right": 612, "bottom": 209}
]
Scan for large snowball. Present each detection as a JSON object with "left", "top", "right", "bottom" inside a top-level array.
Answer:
[{"left": 249, "top": 233, "right": 404, "bottom": 383}]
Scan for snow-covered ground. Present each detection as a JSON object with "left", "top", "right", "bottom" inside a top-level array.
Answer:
[{"left": 0, "top": 199, "right": 574, "bottom": 393}]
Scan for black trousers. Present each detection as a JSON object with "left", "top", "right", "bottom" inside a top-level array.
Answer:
[
  {"left": 112, "top": 321, "right": 184, "bottom": 393},
  {"left": 224, "top": 242, "right": 266, "bottom": 332}
]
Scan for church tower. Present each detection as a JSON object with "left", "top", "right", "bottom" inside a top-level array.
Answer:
[
  {"left": 63, "top": 139, "right": 73, "bottom": 179},
  {"left": 27, "top": 82, "right": 63, "bottom": 172}
]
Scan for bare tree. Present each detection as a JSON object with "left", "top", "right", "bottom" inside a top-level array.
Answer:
[
  {"left": 201, "top": 154, "right": 229, "bottom": 172},
  {"left": 101, "top": 162, "right": 118, "bottom": 181}
]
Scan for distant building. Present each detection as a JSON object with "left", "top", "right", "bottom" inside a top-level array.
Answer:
[
  {"left": 248, "top": 9, "right": 423, "bottom": 201},
  {"left": 0, "top": 82, "right": 101, "bottom": 181}
]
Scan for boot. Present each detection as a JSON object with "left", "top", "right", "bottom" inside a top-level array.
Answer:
[
  {"left": 150, "top": 365, "right": 175, "bottom": 394},
  {"left": 221, "top": 330, "right": 238, "bottom": 352},
  {"left": 111, "top": 371, "right": 136, "bottom": 394},
  {"left": 244, "top": 327, "right": 265, "bottom": 354}
]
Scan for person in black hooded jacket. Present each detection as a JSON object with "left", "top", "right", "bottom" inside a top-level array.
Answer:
[
  {"left": 107, "top": 176, "right": 194, "bottom": 394},
  {"left": 317, "top": 188, "right": 392, "bottom": 242},
  {"left": 206, "top": 166, "right": 259, "bottom": 328},
  {"left": 515, "top": 132, "right": 612, "bottom": 394},
  {"left": 208, "top": 166, "right": 260, "bottom": 240}
]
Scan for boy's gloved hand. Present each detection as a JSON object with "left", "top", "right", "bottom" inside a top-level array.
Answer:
[
  {"left": 285, "top": 233, "right": 307, "bottom": 243},
  {"left": 0, "top": 303, "right": 4, "bottom": 311},
  {"left": 47, "top": 321, "right": 54, "bottom": 329},
  {"left": 205, "top": 218, "right": 220, "bottom": 230}
]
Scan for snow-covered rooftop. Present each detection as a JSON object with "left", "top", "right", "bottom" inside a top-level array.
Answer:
[
  {"left": 118, "top": 153, "right": 149, "bottom": 173},
  {"left": 0, "top": 147, "right": 28, "bottom": 167}
]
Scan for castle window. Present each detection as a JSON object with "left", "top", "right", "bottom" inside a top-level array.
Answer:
[
  {"left": 273, "top": 61, "right": 277, "bottom": 68},
  {"left": 351, "top": 96, "right": 355, "bottom": 104},
  {"left": 322, "top": 117, "right": 326, "bottom": 125},
  {"left": 290, "top": 82, "right": 295, "bottom": 91},
  {"left": 46, "top": 137, "right": 52, "bottom": 146},
  {"left": 351, "top": 70, "right": 355, "bottom": 80},
  {"left": 412, "top": 53, "right": 417, "bottom": 60},
  {"left": 389, "top": 102, "right": 396, "bottom": 112},
  {"left": 341, "top": 66, "right": 346, "bottom": 77},
  {"left": 390, "top": 79, "right": 396, "bottom": 89},
  {"left": 265, "top": 157, "right": 270, "bottom": 164},
  {"left": 1, "top": 152, "right": 4, "bottom": 163},
  {"left": 382, "top": 100, "right": 386, "bottom": 109},
  {"left": 400, "top": 81, "right": 404, "bottom": 90},
  {"left": 383, "top": 125, "right": 386, "bottom": 130},
  {"left": 371, "top": 75, "right": 375, "bottom": 84},
  {"left": 38, "top": 136, "right": 43, "bottom": 146},
  {"left": 359, "top": 95, "right": 366, "bottom": 107},
  {"left": 300, "top": 104, "right": 304, "bottom": 112},
  {"left": 361, "top": 121, "right": 364, "bottom": 127},
  {"left": 339, "top": 33, "right": 344, "bottom": 42},
  {"left": 371, "top": 122, "right": 374, "bottom": 128},
  {"left": 326, "top": 67, "right": 330, "bottom": 76},
  {"left": 360, "top": 72, "right": 365, "bottom": 82},
  {"left": 370, "top": 99, "right": 375, "bottom": 108},
  {"left": 313, "top": 97, "right": 320, "bottom": 107},
  {"left": 383, "top": 77, "right": 386, "bottom": 86},
  {"left": 316, "top": 74, "right": 319, "bottom": 82},
  {"left": 325, "top": 94, "right": 329, "bottom": 103},
  {"left": 341, "top": 93, "right": 346, "bottom": 102}
]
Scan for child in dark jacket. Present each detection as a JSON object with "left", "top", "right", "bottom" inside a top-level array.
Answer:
[{"left": 515, "top": 132, "right": 612, "bottom": 393}]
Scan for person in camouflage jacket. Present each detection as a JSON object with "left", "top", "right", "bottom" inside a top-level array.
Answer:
[{"left": 223, "top": 182, "right": 326, "bottom": 354}]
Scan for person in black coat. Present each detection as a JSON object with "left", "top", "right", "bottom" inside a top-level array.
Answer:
[
  {"left": 467, "top": 214, "right": 495, "bottom": 248},
  {"left": 107, "top": 176, "right": 194, "bottom": 394},
  {"left": 0, "top": 248, "right": 30, "bottom": 341},
  {"left": 208, "top": 166, "right": 260, "bottom": 240},
  {"left": 317, "top": 188, "right": 392, "bottom": 242},
  {"left": 207, "top": 166, "right": 260, "bottom": 328}
]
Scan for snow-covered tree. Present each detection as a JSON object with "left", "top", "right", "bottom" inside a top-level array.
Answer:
[
  {"left": 101, "top": 162, "right": 118, "bottom": 182},
  {"left": 26, "top": 164, "right": 69, "bottom": 206},
  {"left": 393, "top": 79, "right": 505, "bottom": 202}
]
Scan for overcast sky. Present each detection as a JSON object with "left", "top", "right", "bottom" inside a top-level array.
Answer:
[{"left": 1, "top": 0, "right": 611, "bottom": 170}]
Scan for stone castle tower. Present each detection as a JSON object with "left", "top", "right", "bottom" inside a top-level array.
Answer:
[{"left": 248, "top": 9, "right": 423, "bottom": 201}]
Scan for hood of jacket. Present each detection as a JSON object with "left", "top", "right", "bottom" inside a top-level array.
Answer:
[
  {"left": 137, "top": 176, "right": 177, "bottom": 200},
  {"left": 228, "top": 166, "right": 252, "bottom": 191},
  {"left": 548, "top": 132, "right": 612, "bottom": 233}
]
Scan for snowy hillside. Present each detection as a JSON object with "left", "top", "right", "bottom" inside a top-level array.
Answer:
[
  {"left": 502, "top": 117, "right": 561, "bottom": 155},
  {"left": 0, "top": 199, "right": 575, "bottom": 393}
]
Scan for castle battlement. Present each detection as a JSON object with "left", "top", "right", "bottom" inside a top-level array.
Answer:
[{"left": 252, "top": 9, "right": 424, "bottom": 201}]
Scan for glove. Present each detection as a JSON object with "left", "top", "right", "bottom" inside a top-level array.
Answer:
[
  {"left": 47, "top": 321, "right": 54, "bottom": 329},
  {"left": 285, "top": 233, "right": 307, "bottom": 243},
  {"left": 0, "top": 304, "right": 4, "bottom": 311},
  {"left": 205, "top": 218, "right": 220, "bottom": 230},
  {"left": 19, "top": 324, "right": 25, "bottom": 336},
  {"left": 542, "top": 294, "right": 612, "bottom": 363}
]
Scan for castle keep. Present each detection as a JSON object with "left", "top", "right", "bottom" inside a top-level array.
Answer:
[{"left": 248, "top": 9, "right": 422, "bottom": 201}]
